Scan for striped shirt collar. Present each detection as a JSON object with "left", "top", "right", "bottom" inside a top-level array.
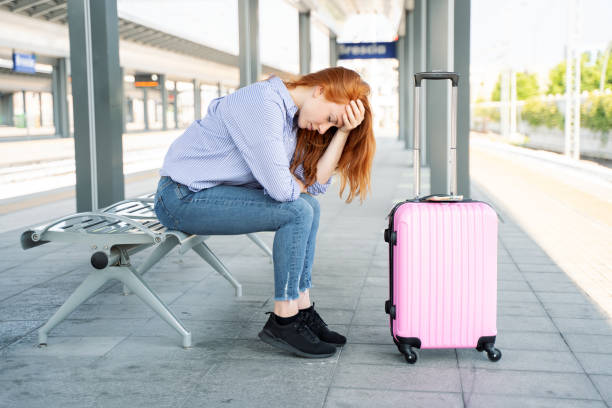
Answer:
[{"left": 268, "top": 76, "right": 298, "bottom": 123}]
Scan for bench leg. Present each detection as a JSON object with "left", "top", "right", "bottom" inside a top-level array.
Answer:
[
  {"left": 246, "top": 233, "right": 273, "bottom": 262},
  {"left": 191, "top": 242, "right": 242, "bottom": 297},
  {"left": 116, "top": 267, "right": 192, "bottom": 348},
  {"left": 38, "top": 271, "right": 110, "bottom": 346},
  {"left": 122, "top": 238, "right": 179, "bottom": 296}
]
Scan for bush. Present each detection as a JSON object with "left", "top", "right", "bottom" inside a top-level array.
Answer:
[
  {"left": 473, "top": 105, "right": 500, "bottom": 123},
  {"left": 581, "top": 93, "right": 612, "bottom": 144},
  {"left": 521, "top": 98, "right": 564, "bottom": 129}
]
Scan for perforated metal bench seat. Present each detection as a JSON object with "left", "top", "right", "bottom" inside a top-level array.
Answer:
[{"left": 20, "top": 195, "right": 272, "bottom": 348}]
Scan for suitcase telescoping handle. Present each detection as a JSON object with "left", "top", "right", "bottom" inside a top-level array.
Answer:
[{"left": 413, "top": 71, "right": 459, "bottom": 199}]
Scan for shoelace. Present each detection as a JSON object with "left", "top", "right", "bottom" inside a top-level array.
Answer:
[
  {"left": 303, "top": 304, "right": 327, "bottom": 330},
  {"left": 295, "top": 314, "right": 318, "bottom": 342}
]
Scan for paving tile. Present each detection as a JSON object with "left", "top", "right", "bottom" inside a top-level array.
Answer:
[
  {"left": 537, "top": 292, "right": 592, "bottom": 305},
  {"left": 332, "top": 364, "right": 462, "bottom": 392},
  {"left": 457, "top": 348, "right": 583, "bottom": 372},
  {"left": 464, "top": 394, "right": 606, "bottom": 408},
  {"left": 499, "top": 302, "right": 547, "bottom": 317},
  {"left": 553, "top": 318, "right": 612, "bottom": 335},
  {"left": 0, "top": 320, "right": 42, "bottom": 349},
  {"left": 459, "top": 368, "right": 601, "bottom": 399},
  {"left": 346, "top": 324, "right": 391, "bottom": 345},
  {"left": 497, "top": 315, "right": 557, "bottom": 332},
  {"left": 516, "top": 264, "right": 565, "bottom": 273},
  {"left": 339, "top": 343, "right": 458, "bottom": 368},
  {"left": 542, "top": 302, "right": 608, "bottom": 319},
  {"left": 5, "top": 336, "right": 125, "bottom": 358},
  {"left": 591, "top": 375, "right": 612, "bottom": 406},
  {"left": 494, "top": 331, "right": 569, "bottom": 352},
  {"left": 563, "top": 334, "right": 612, "bottom": 353},
  {"left": 574, "top": 353, "right": 612, "bottom": 375},
  {"left": 324, "top": 388, "right": 463, "bottom": 408},
  {"left": 498, "top": 290, "right": 540, "bottom": 303}
]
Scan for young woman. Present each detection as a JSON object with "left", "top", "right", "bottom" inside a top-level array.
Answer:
[{"left": 154, "top": 67, "right": 375, "bottom": 358}]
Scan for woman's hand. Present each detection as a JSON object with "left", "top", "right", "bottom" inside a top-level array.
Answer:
[{"left": 339, "top": 99, "right": 366, "bottom": 134}]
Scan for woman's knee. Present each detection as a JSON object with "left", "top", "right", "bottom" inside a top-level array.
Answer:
[
  {"left": 300, "top": 194, "right": 320, "bottom": 220},
  {"left": 285, "top": 197, "right": 314, "bottom": 226}
]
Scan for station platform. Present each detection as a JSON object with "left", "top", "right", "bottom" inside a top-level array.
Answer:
[{"left": 0, "top": 136, "right": 611, "bottom": 407}]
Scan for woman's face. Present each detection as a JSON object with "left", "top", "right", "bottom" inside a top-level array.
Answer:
[{"left": 296, "top": 86, "right": 347, "bottom": 135}]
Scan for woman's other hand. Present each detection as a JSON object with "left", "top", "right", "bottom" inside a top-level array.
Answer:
[{"left": 339, "top": 99, "right": 365, "bottom": 134}]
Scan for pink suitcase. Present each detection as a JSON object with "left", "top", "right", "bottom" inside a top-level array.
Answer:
[{"left": 384, "top": 72, "right": 501, "bottom": 364}]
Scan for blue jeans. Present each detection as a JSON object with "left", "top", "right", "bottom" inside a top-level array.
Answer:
[{"left": 154, "top": 176, "right": 320, "bottom": 301}]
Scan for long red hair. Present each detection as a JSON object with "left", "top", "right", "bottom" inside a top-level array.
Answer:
[{"left": 283, "top": 67, "right": 376, "bottom": 203}]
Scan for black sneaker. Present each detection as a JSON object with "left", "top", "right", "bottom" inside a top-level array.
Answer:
[
  {"left": 299, "top": 303, "right": 347, "bottom": 346},
  {"left": 258, "top": 313, "right": 337, "bottom": 358}
]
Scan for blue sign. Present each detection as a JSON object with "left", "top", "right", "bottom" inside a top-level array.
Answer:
[
  {"left": 338, "top": 42, "right": 397, "bottom": 60},
  {"left": 13, "top": 52, "right": 36, "bottom": 74}
]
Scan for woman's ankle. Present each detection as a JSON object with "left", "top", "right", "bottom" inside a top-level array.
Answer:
[{"left": 273, "top": 299, "right": 299, "bottom": 317}]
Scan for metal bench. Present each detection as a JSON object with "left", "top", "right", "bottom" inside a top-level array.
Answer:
[{"left": 20, "top": 194, "right": 273, "bottom": 348}]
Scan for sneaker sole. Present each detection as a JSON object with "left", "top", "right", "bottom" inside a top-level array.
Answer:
[{"left": 258, "top": 329, "right": 336, "bottom": 359}]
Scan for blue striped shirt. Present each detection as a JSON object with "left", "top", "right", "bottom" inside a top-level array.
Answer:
[{"left": 159, "top": 76, "right": 332, "bottom": 202}]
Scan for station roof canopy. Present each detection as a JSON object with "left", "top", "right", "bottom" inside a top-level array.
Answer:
[{"left": 0, "top": 0, "right": 285, "bottom": 76}]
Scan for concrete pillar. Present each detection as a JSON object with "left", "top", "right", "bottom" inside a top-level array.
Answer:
[
  {"left": 22, "top": 90, "right": 27, "bottom": 129},
  {"left": 173, "top": 82, "right": 178, "bottom": 129},
  {"left": 405, "top": 8, "right": 415, "bottom": 150},
  {"left": 238, "top": 0, "right": 260, "bottom": 87},
  {"left": 398, "top": 35, "right": 406, "bottom": 143},
  {"left": 193, "top": 79, "right": 201, "bottom": 120},
  {"left": 68, "top": 0, "right": 124, "bottom": 211},
  {"left": 425, "top": 0, "right": 453, "bottom": 196},
  {"left": 143, "top": 88, "right": 149, "bottom": 130},
  {"left": 299, "top": 11, "right": 311, "bottom": 74},
  {"left": 0, "top": 93, "right": 14, "bottom": 126},
  {"left": 160, "top": 74, "right": 167, "bottom": 130},
  {"left": 120, "top": 67, "right": 126, "bottom": 133},
  {"left": 414, "top": 0, "right": 427, "bottom": 165},
  {"left": 454, "top": 0, "right": 470, "bottom": 197},
  {"left": 329, "top": 34, "right": 338, "bottom": 67}
]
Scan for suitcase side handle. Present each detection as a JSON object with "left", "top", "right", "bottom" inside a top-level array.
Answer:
[
  {"left": 413, "top": 71, "right": 459, "bottom": 198},
  {"left": 414, "top": 72, "right": 459, "bottom": 87}
]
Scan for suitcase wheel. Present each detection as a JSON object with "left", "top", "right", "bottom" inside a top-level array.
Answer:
[
  {"left": 482, "top": 342, "right": 502, "bottom": 362},
  {"left": 404, "top": 349, "right": 417, "bottom": 364}
]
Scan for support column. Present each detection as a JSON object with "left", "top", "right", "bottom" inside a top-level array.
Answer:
[
  {"left": 398, "top": 35, "right": 406, "bottom": 143},
  {"left": 193, "top": 79, "right": 201, "bottom": 120},
  {"left": 0, "top": 93, "right": 14, "bottom": 126},
  {"left": 406, "top": 7, "right": 415, "bottom": 150},
  {"left": 299, "top": 11, "right": 311, "bottom": 74},
  {"left": 22, "top": 90, "right": 27, "bottom": 129},
  {"left": 329, "top": 33, "right": 338, "bottom": 67},
  {"left": 68, "top": 0, "right": 124, "bottom": 211},
  {"left": 143, "top": 88, "right": 149, "bottom": 130},
  {"left": 454, "top": 0, "right": 470, "bottom": 197},
  {"left": 173, "top": 82, "right": 178, "bottom": 129},
  {"left": 414, "top": 0, "right": 427, "bottom": 165},
  {"left": 238, "top": 0, "right": 260, "bottom": 87},
  {"left": 425, "top": 0, "right": 453, "bottom": 196},
  {"left": 120, "top": 67, "right": 126, "bottom": 133},
  {"left": 217, "top": 82, "right": 222, "bottom": 97},
  {"left": 160, "top": 74, "right": 167, "bottom": 130}
]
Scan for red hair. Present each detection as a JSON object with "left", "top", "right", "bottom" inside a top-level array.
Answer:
[{"left": 283, "top": 67, "right": 376, "bottom": 203}]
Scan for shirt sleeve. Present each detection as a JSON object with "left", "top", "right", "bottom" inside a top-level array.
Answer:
[
  {"left": 293, "top": 163, "right": 332, "bottom": 196},
  {"left": 221, "top": 89, "right": 301, "bottom": 202}
]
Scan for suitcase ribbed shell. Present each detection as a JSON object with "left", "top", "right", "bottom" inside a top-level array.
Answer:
[{"left": 392, "top": 201, "right": 498, "bottom": 348}]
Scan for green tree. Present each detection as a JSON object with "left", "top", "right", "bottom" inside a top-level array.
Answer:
[
  {"left": 546, "top": 46, "right": 612, "bottom": 94},
  {"left": 491, "top": 72, "right": 540, "bottom": 101}
]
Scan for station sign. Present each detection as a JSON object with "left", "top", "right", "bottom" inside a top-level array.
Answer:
[
  {"left": 134, "top": 73, "right": 160, "bottom": 88},
  {"left": 338, "top": 42, "right": 397, "bottom": 60},
  {"left": 12, "top": 52, "right": 36, "bottom": 74}
]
